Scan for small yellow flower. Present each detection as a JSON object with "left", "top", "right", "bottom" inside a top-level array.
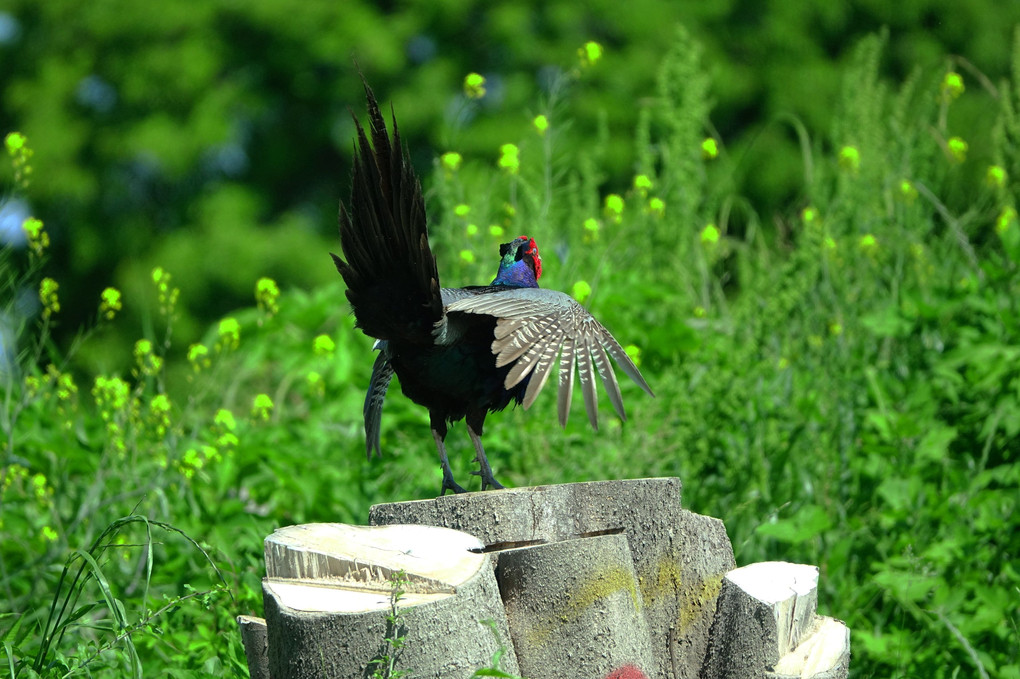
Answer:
[
  {"left": 464, "top": 73, "right": 486, "bottom": 99},
  {"left": 940, "top": 71, "right": 964, "bottom": 101},
  {"left": 898, "top": 180, "right": 918, "bottom": 202},
  {"left": 5, "top": 132, "right": 26, "bottom": 153},
  {"left": 41, "top": 526, "right": 58, "bottom": 542},
  {"left": 32, "top": 473, "right": 49, "bottom": 500},
  {"left": 454, "top": 203, "right": 471, "bottom": 217},
  {"left": 583, "top": 217, "right": 600, "bottom": 242},
  {"left": 459, "top": 249, "right": 475, "bottom": 263},
  {"left": 179, "top": 446, "right": 219, "bottom": 478},
  {"left": 134, "top": 338, "right": 153, "bottom": 358},
  {"left": 440, "top": 152, "right": 462, "bottom": 172},
  {"left": 251, "top": 393, "right": 274, "bottom": 421},
  {"left": 947, "top": 136, "right": 968, "bottom": 164},
  {"left": 92, "top": 376, "right": 130, "bottom": 414},
  {"left": 647, "top": 197, "right": 665, "bottom": 218},
  {"left": 255, "top": 277, "right": 280, "bottom": 317},
  {"left": 986, "top": 165, "right": 1007, "bottom": 189},
  {"left": 498, "top": 143, "right": 520, "bottom": 174},
  {"left": 150, "top": 394, "right": 171, "bottom": 414},
  {"left": 100, "top": 287, "right": 122, "bottom": 320},
  {"left": 313, "top": 334, "right": 336, "bottom": 355},
  {"left": 603, "top": 194, "right": 624, "bottom": 223},
  {"left": 22, "top": 217, "right": 48, "bottom": 256},
  {"left": 838, "top": 145, "right": 860, "bottom": 173},
  {"left": 489, "top": 225, "right": 504, "bottom": 238},
  {"left": 5, "top": 132, "right": 33, "bottom": 189},
  {"left": 693, "top": 306, "right": 706, "bottom": 318},
  {"left": 217, "top": 317, "right": 241, "bottom": 351},
  {"left": 306, "top": 370, "right": 325, "bottom": 397},
  {"left": 700, "top": 223, "right": 720, "bottom": 245},
  {"left": 151, "top": 266, "right": 179, "bottom": 316},
  {"left": 533, "top": 114, "right": 549, "bottom": 136},
  {"left": 624, "top": 344, "right": 642, "bottom": 368},
  {"left": 701, "top": 138, "right": 719, "bottom": 160},
  {"left": 149, "top": 394, "right": 171, "bottom": 435},
  {"left": 996, "top": 206, "right": 1017, "bottom": 235},
  {"left": 571, "top": 280, "right": 592, "bottom": 303},
  {"left": 859, "top": 233, "right": 878, "bottom": 252},
  {"left": 188, "top": 343, "right": 211, "bottom": 371},
  {"left": 633, "top": 174, "right": 653, "bottom": 197},
  {"left": 134, "top": 339, "right": 163, "bottom": 377},
  {"left": 578, "top": 41, "right": 603, "bottom": 68},
  {"left": 214, "top": 408, "right": 237, "bottom": 431},
  {"left": 466, "top": 223, "right": 478, "bottom": 236},
  {"left": 39, "top": 278, "right": 60, "bottom": 319},
  {"left": 802, "top": 206, "right": 819, "bottom": 224},
  {"left": 56, "top": 372, "right": 77, "bottom": 401}
]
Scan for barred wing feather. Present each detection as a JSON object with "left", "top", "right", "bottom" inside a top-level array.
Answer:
[{"left": 444, "top": 288, "right": 653, "bottom": 429}]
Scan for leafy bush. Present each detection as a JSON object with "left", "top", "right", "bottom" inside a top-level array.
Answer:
[{"left": 2, "top": 26, "right": 1019, "bottom": 679}]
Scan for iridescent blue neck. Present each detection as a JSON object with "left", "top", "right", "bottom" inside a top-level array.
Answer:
[{"left": 491, "top": 259, "right": 538, "bottom": 288}]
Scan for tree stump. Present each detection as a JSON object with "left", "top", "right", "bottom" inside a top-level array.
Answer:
[
  {"left": 256, "top": 523, "right": 519, "bottom": 678},
  {"left": 496, "top": 533, "right": 655, "bottom": 678},
  {"left": 238, "top": 479, "right": 851, "bottom": 679},
  {"left": 369, "top": 478, "right": 735, "bottom": 679},
  {"left": 701, "top": 562, "right": 850, "bottom": 679}
]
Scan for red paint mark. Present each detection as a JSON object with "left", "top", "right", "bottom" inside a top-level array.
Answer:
[{"left": 604, "top": 664, "right": 648, "bottom": 679}]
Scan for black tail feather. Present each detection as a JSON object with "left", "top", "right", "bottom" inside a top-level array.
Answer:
[{"left": 333, "top": 80, "right": 443, "bottom": 344}]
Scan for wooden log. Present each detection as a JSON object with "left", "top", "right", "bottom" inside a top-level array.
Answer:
[
  {"left": 495, "top": 533, "right": 655, "bottom": 679},
  {"left": 237, "top": 615, "right": 269, "bottom": 679},
  {"left": 261, "top": 523, "right": 519, "bottom": 679},
  {"left": 369, "top": 478, "right": 735, "bottom": 679},
  {"left": 770, "top": 617, "right": 850, "bottom": 679},
  {"left": 701, "top": 561, "right": 850, "bottom": 679}
]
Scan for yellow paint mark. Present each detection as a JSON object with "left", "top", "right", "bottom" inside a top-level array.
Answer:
[
  {"left": 676, "top": 573, "right": 724, "bottom": 633},
  {"left": 521, "top": 563, "right": 641, "bottom": 648},
  {"left": 637, "top": 555, "right": 725, "bottom": 634}
]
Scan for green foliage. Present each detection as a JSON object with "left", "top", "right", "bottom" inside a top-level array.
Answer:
[
  {"left": 368, "top": 570, "right": 410, "bottom": 679},
  {"left": 2, "top": 22, "right": 1020, "bottom": 679}
]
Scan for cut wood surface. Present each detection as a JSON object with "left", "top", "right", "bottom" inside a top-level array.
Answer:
[{"left": 261, "top": 522, "right": 519, "bottom": 679}]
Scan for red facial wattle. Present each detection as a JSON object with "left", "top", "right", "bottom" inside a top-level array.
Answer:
[{"left": 519, "top": 234, "right": 542, "bottom": 279}]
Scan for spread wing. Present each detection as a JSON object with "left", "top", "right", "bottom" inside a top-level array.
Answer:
[{"left": 444, "top": 288, "right": 653, "bottom": 429}]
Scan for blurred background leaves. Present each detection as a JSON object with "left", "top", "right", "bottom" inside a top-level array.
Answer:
[{"left": 2, "top": 0, "right": 1019, "bottom": 370}]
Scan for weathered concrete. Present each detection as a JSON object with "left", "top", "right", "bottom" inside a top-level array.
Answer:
[{"left": 496, "top": 533, "right": 654, "bottom": 679}]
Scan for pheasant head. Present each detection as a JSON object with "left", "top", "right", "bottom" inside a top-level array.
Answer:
[{"left": 492, "top": 235, "right": 542, "bottom": 288}]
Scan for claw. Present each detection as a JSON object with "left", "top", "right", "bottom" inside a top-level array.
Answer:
[
  {"left": 467, "top": 424, "right": 506, "bottom": 491},
  {"left": 441, "top": 473, "right": 468, "bottom": 495},
  {"left": 433, "top": 428, "right": 467, "bottom": 496}
]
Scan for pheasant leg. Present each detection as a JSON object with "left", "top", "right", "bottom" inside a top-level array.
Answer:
[
  {"left": 467, "top": 424, "right": 505, "bottom": 490},
  {"left": 432, "top": 428, "right": 467, "bottom": 495}
]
